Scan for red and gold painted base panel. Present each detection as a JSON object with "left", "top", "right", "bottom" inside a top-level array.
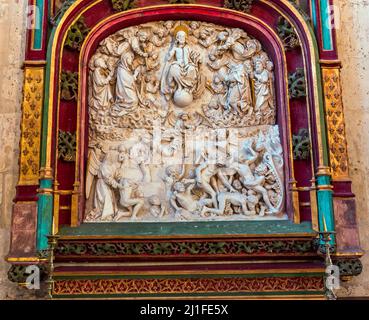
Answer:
[
  {"left": 51, "top": 261, "right": 326, "bottom": 298},
  {"left": 52, "top": 275, "right": 325, "bottom": 299}
]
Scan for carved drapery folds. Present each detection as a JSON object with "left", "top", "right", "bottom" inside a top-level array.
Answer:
[{"left": 85, "top": 21, "right": 286, "bottom": 223}]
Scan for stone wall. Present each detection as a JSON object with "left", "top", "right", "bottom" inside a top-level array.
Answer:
[
  {"left": 0, "top": 0, "right": 368, "bottom": 299},
  {"left": 335, "top": 0, "right": 369, "bottom": 297},
  {"left": 0, "top": 0, "right": 28, "bottom": 299}
]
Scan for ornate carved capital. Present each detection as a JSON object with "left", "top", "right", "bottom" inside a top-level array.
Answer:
[
  {"left": 333, "top": 258, "right": 363, "bottom": 281},
  {"left": 7, "top": 264, "right": 48, "bottom": 285}
]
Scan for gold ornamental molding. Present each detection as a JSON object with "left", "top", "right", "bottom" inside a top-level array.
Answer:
[
  {"left": 322, "top": 68, "right": 350, "bottom": 180},
  {"left": 18, "top": 67, "right": 45, "bottom": 186},
  {"left": 52, "top": 276, "right": 324, "bottom": 296}
]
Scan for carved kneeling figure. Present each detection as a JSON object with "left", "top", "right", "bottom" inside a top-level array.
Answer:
[{"left": 115, "top": 178, "right": 145, "bottom": 221}]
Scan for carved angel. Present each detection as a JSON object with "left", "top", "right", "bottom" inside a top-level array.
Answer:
[{"left": 219, "top": 29, "right": 258, "bottom": 61}]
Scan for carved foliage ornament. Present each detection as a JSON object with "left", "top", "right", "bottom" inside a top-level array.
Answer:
[
  {"left": 288, "top": 67, "right": 306, "bottom": 98},
  {"left": 111, "top": 0, "right": 136, "bottom": 12},
  {"left": 61, "top": 71, "right": 78, "bottom": 101},
  {"left": 277, "top": 16, "right": 300, "bottom": 51},
  {"left": 65, "top": 16, "right": 90, "bottom": 51},
  {"left": 56, "top": 239, "right": 316, "bottom": 256},
  {"left": 58, "top": 130, "right": 77, "bottom": 162},
  {"left": 333, "top": 258, "right": 363, "bottom": 279},
  {"left": 292, "top": 128, "right": 310, "bottom": 160},
  {"left": 224, "top": 0, "right": 255, "bottom": 13},
  {"left": 50, "top": 0, "right": 75, "bottom": 25},
  {"left": 8, "top": 264, "right": 48, "bottom": 284}
]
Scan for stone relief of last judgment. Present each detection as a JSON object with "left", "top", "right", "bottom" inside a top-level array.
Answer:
[{"left": 84, "top": 21, "right": 288, "bottom": 222}]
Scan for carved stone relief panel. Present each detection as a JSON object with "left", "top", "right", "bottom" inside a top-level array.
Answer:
[{"left": 85, "top": 21, "right": 287, "bottom": 223}]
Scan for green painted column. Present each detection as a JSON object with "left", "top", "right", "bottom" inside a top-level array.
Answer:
[
  {"left": 316, "top": 174, "right": 335, "bottom": 245},
  {"left": 37, "top": 178, "right": 54, "bottom": 250}
]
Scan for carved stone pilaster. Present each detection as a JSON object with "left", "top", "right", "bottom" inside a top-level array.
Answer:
[
  {"left": 18, "top": 67, "right": 44, "bottom": 186},
  {"left": 322, "top": 68, "right": 349, "bottom": 179}
]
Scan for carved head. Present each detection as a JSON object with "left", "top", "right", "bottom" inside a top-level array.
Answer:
[
  {"left": 164, "top": 21, "right": 174, "bottom": 30},
  {"left": 166, "top": 165, "right": 179, "bottom": 178},
  {"left": 173, "top": 182, "right": 186, "bottom": 193},
  {"left": 217, "top": 31, "right": 228, "bottom": 42},
  {"left": 154, "top": 28, "right": 165, "bottom": 38},
  {"left": 118, "top": 144, "right": 127, "bottom": 162},
  {"left": 148, "top": 195, "right": 161, "bottom": 206},
  {"left": 190, "top": 21, "right": 199, "bottom": 29},
  {"left": 200, "top": 28, "right": 210, "bottom": 39},
  {"left": 233, "top": 179, "right": 243, "bottom": 191},
  {"left": 138, "top": 31, "right": 148, "bottom": 43},
  {"left": 254, "top": 53, "right": 270, "bottom": 72},
  {"left": 94, "top": 57, "right": 107, "bottom": 69},
  {"left": 176, "top": 30, "right": 187, "bottom": 45}
]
